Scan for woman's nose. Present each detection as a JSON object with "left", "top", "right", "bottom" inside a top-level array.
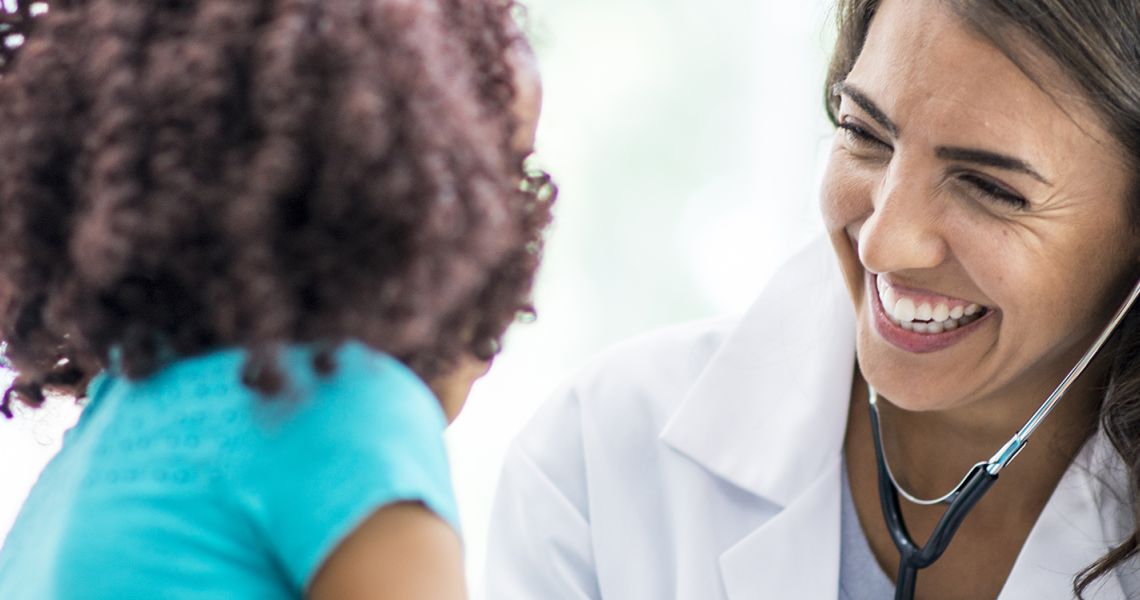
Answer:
[{"left": 856, "top": 164, "right": 949, "bottom": 274}]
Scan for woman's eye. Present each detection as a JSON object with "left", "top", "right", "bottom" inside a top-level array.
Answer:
[
  {"left": 958, "top": 173, "right": 1028, "bottom": 209},
  {"left": 838, "top": 121, "right": 891, "bottom": 151}
]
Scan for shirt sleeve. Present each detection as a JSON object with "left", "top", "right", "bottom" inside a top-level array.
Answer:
[{"left": 236, "top": 348, "right": 460, "bottom": 592}]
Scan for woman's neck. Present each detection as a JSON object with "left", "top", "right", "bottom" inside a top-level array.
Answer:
[{"left": 864, "top": 361, "right": 1104, "bottom": 505}]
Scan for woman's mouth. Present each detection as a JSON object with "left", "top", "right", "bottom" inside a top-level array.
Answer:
[
  {"left": 876, "top": 275, "right": 988, "bottom": 332},
  {"left": 870, "top": 274, "right": 994, "bottom": 352}
]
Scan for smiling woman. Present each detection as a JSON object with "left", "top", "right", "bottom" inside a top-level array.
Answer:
[
  {"left": 825, "top": 1, "right": 1140, "bottom": 597},
  {"left": 484, "top": 0, "right": 1140, "bottom": 598}
]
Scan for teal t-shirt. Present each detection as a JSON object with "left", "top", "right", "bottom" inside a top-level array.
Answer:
[{"left": 0, "top": 342, "right": 460, "bottom": 599}]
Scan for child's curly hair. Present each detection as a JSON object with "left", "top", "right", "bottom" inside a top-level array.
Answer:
[{"left": 0, "top": 0, "right": 555, "bottom": 416}]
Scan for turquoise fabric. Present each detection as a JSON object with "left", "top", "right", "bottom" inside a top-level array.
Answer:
[{"left": 0, "top": 342, "right": 459, "bottom": 599}]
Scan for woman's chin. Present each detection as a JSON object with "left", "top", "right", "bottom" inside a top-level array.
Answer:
[
  {"left": 857, "top": 357, "right": 975, "bottom": 413},
  {"left": 869, "top": 386, "right": 963, "bottom": 413}
]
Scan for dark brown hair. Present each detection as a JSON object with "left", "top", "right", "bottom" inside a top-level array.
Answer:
[
  {"left": 0, "top": 0, "right": 554, "bottom": 413},
  {"left": 827, "top": 0, "right": 1140, "bottom": 595}
]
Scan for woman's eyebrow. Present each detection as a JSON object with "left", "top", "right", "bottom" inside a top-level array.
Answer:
[
  {"left": 834, "top": 81, "right": 1051, "bottom": 186},
  {"left": 832, "top": 81, "right": 898, "bottom": 137},
  {"left": 935, "top": 146, "right": 1052, "bottom": 186}
]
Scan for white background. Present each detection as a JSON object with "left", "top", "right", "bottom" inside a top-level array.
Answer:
[{"left": 0, "top": 1, "right": 836, "bottom": 597}]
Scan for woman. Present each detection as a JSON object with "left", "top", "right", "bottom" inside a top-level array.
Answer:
[
  {"left": 487, "top": 0, "right": 1140, "bottom": 598},
  {"left": 0, "top": 0, "right": 552, "bottom": 598}
]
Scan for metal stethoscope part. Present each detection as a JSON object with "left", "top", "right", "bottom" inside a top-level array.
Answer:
[{"left": 868, "top": 277, "right": 1140, "bottom": 600}]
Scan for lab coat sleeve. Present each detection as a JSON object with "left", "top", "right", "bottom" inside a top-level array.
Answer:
[{"left": 486, "top": 386, "right": 602, "bottom": 599}]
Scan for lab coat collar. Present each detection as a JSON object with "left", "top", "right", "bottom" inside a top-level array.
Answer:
[
  {"left": 659, "top": 238, "right": 851, "bottom": 600},
  {"left": 659, "top": 238, "right": 855, "bottom": 507},
  {"left": 997, "top": 428, "right": 1133, "bottom": 599}
]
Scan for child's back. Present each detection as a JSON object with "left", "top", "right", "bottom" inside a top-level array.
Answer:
[
  {"left": 1, "top": 344, "right": 457, "bottom": 598},
  {"left": 0, "top": 0, "right": 551, "bottom": 597}
]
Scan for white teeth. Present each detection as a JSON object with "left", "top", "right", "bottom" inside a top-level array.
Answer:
[
  {"left": 877, "top": 279, "right": 988, "bottom": 335},
  {"left": 893, "top": 297, "right": 916, "bottom": 322},
  {"left": 882, "top": 287, "right": 897, "bottom": 311}
]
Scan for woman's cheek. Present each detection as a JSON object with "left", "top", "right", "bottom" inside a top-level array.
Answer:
[{"left": 819, "top": 150, "right": 874, "bottom": 236}]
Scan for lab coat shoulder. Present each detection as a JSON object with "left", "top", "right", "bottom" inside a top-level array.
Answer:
[
  {"left": 487, "top": 316, "right": 742, "bottom": 600},
  {"left": 515, "top": 315, "right": 739, "bottom": 471},
  {"left": 511, "top": 234, "right": 849, "bottom": 484},
  {"left": 487, "top": 239, "right": 856, "bottom": 599}
]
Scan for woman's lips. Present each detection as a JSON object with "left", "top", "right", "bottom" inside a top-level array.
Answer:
[{"left": 870, "top": 273, "right": 994, "bottom": 353}]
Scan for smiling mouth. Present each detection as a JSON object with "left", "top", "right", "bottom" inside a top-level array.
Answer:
[{"left": 875, "top": 275, "right": 990, "bottom": 334}]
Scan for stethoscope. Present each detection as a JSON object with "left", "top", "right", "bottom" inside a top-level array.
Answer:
[{"left": 867, "top": 277, "right": 1140, "bottom": 600}]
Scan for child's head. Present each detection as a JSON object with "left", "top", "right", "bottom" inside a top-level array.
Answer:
[{"left": 0, "top": 0, "right": 554, "bottom": 415}]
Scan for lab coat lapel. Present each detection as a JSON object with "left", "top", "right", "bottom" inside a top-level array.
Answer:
[
  {"left": 718, "top": 457, "right": 843, "bottom": 600},
  {"left": 660, "top": 239, "right": 854, "bottom": 599},
  {"left": 998, "top": 431, "right": 1132, "bottom": 600}
]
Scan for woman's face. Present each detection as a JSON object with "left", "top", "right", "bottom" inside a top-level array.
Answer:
[{"left": 821, "top": 0, "right": 1140, "bottom": 413}]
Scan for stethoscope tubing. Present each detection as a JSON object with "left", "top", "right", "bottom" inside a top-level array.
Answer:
[{"left": 870, "top": 404, "right": 997, "bottom": 600}]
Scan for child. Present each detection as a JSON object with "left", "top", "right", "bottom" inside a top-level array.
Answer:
[{"left": 0, "top": 0, "right": 553, "bottom": 598}]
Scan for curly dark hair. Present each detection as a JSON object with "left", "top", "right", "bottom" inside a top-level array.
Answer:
[{"left": 0, "top": 0, "right": 555, "bottom": 416}]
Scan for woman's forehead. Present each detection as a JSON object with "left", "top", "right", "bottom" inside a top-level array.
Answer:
[{"left": 844, "top": 0, "right": 1127, "bottom": 181}]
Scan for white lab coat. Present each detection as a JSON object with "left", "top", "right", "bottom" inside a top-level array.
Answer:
[{"left": 486, "top": 238, "right": 1137, "bottom": 599}]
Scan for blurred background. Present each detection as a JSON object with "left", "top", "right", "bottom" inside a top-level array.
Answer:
[{"left": 0, "top": 0, "right": 836, "bottom": 597}]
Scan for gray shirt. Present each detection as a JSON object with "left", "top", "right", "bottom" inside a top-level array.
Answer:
[{"left": 840, "top": 460, "right": 896, "bottom": 599}]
